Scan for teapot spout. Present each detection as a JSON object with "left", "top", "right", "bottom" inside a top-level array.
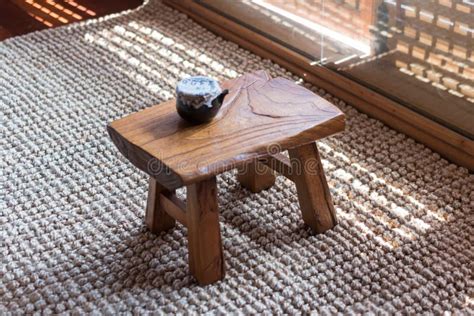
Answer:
[{"left": 212, "top": 89, "right": 229, "bottom": 108}]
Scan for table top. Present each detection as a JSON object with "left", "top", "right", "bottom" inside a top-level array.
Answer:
[{"left": 108, "top": 70, "right": 345, "bottom": 189}]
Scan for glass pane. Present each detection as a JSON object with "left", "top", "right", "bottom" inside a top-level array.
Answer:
[{"left": 198, "top": 0, "right": 474, "bottom": 138}]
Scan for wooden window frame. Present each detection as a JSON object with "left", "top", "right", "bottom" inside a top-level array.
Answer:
[{"left": 164, "top": 0, "right": 474, "bottom": 170}]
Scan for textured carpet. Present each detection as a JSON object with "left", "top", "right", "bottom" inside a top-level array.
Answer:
[{"left": 1, "top": 0, "right": 473, "bottom": 314}]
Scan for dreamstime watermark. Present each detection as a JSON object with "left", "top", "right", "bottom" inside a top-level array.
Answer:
[{"left": 146, "top": 142, "right": 321, "bottom": 178}]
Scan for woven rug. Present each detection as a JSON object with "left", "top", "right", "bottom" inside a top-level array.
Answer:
[{"left": 1, "top": 0, "right": 473, "bottom": 314}]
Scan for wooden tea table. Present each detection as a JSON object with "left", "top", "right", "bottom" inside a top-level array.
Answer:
[{"left": 107, "top": 71, "right": 345, "bottom": 285}]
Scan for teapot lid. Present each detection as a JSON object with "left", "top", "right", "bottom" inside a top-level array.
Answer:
[{"left": 176, "top": 76, "right": 221, "bottom": 97}]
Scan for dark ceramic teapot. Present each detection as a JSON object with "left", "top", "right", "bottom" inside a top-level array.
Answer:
[{"left": 176, "top": 76, "right": 229, "bottom": 124}]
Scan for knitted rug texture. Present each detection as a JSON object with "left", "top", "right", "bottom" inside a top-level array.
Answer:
[{"left": 1, "top": 0, "right": 473, "bottom": 314}]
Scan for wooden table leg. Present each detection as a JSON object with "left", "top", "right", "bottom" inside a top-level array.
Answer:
[
  {"left": 145, "top": 177, "right": 176, "bottom": 233},
  {"left": 186, "top": 177, "right": 224, "bottom": 285},
  {"left": 237, "top": 161, "right": 276, "bottom": 193},
  {"left": 288, "top": 142, "right": 337, "bottom": 233}
]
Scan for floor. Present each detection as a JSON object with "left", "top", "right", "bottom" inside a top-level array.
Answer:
[
  {"left": 0, "top": 0, "right": 143, "bottom": 40},
  {"left": 0, "top": 0, "right": 474, "bottom": 315},
  {"left": 1, "top": 0, "right": 472, "bottom": 313}
]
